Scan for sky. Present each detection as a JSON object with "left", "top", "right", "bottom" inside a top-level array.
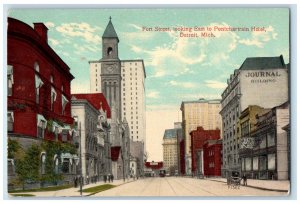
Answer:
[{"left": 8, "top": 8, "right": 289, "bottom": 161}]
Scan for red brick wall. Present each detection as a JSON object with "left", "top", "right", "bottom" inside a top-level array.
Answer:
[
  {"left": 190, "top": 127, "right": 220, "bottom": 173},
  {"left": 203, "top": 143, "right": 222, "bottom": 176},
  {"left": 7, "top": 18, "right": 74, "bottom": 140}
]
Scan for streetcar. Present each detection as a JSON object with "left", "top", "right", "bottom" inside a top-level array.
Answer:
[{"left": 159, "top": 169, "right": 166, "bottom": 177}]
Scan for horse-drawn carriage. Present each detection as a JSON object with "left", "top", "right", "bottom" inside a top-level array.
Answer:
[{"left": 227, "top": 171, "right": 241, "bottom": 185}]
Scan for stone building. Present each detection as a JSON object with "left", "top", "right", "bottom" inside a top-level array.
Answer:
[
  {"left": 181, "top": 98, "right": 222, "bottom": 175},
  {"left": 162, "top": 124, "right": 182, "bottom": 174},
  {"left": 71, "top": 93, "right": 111, "bottom": 183},
  {"left": 220, "top": 55, "right": 289, "bottom": 177},
  {"left": 239, "top": 102, "right": 290, "bottom": 180},
  {"left": 88, "top": 18, "right": 144, "bottom": 178}
]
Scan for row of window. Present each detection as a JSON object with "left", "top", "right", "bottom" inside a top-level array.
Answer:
[{"left": 8, "top": 64, "right": 68, "bottom": 115}]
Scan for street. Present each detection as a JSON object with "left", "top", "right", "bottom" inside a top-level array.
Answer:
[{"left": 92, "top": 177, "right": 288, "bottom": 197}]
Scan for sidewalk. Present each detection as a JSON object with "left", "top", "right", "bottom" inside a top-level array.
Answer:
[
  {"left": 9, "top": 178, "right": 137, "bottom": 197},
  {"left": 206, "top": 177, "right": 290, "bottom": 192}
]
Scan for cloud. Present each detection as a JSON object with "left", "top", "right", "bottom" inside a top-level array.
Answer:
[
  {"left": 131, "top": 45, "right": 143, "bottom": 53},
  {"left": 146, "top": 91, "right": 160, "bottom": 98},
  {"left": 239, "top": 25, "right": 278, "bottom": 48},
  {"left": 204, "top": 80, "right": 227, "bottom": 89},
  {"left": 138, "top": 22, "right": 241, "bottom": 78},
  {"left": 48, "top": 38, "right": 60, "bottom": 46},
  {"left": 56, "top": 22, "right": 101, "bottom": 44},
  {"left": 45, "top": 22, "right": 55, "bottom": 28},
  {"left": 169, "top": 80, "right": 196, "bottom": 88},
  {"left": 128, "top": 23, "right": 142, "bottom": 30}
]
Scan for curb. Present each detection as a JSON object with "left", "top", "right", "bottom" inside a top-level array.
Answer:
[{"left": 207, "top": 179, "right": 289, "bottom": 193}]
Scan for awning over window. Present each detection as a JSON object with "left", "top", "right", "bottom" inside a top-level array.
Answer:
[
  {"left": 35, "top": 74, "right": 44, "bottom": 89},
  {"left": 52, "top": 121, "right": 63, "bottom": 133},
  {"left": 51, "top": 87, "right": 57, "bottom": 101},
  {"left": 7, "top": 111, "right": 14, "bottom": 121},
  {"left": 111, "top": 146, "right": 121, "bottom": 161},
  {"left": 7, "top": 65, "right": 14, "bottom": 84},
  {"left": 37, "top": 114, "right": 47, "bottom": 128},
  {"left": 62, "top": 94, "right": 69, "bottom": 108}
]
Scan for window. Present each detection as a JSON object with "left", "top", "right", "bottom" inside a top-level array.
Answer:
[
  {"left": 34, "top": 62, "right": 39, "bottom": 72},
  {"left": 37, "top": 115, "right": 46, "bottom": 138},
  {"left": 41, "top": 153, "right": 46, "bottom": 174},
  {"left": 62, "top": 158, "right": 70, "bottom": 173},
  {"left": 7, "top": 159, "right": 15, "bottom": 176},
  {"left": 35, "top": 74, "right": 44, "bottom": 104},
  {"left": 7, "top": 112, "right": 13, "bottom": 132},
  {"left": 51, "top": 87, "right": 57, "bottom": 111},
  {"left": 7, "top": 65, "right": 13, "bottom": 96},
  {"left": 62, "top": 95, "right": 69, "bottom": 115}
]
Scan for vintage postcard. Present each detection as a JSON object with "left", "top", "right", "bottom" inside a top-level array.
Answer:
[{"left": 5, "top": 7, "right": 292, "bottom": 198}]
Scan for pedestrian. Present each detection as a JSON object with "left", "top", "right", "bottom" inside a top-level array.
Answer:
[
  {"left": 111, "top": 174, "right": 114, "bottom": 183},
  {"left": 74, "top": 177, "right": 77, "bottom": 188},
  {"left": 108, "top": 174, "right": 111, "bottom": 183},
  {"left": 104, "top": 175, "right": 107, "bottom": 183},
  {"left": 242, "top": 174, "right": 247, "bottom": 186}
]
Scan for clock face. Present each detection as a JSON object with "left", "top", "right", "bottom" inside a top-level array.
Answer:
[{"left": 107, "top": 65, "right": 114, "bottom": 73}]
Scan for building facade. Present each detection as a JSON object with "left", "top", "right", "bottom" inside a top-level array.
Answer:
[
  {"left": 239, "top": 102, "right": 290, "bottom": 180},
  {"left": 71, "top": 96, "right": 100, "bottom": 184},
  {"left": 181, "top": 99, "right": 222, "bottom": 175},
  {"left": 89, "top": 25, "right": 146, "bottom": 146},
  {"left": 203, "top": 140, "right": 222, "bottom": 177},
  {"left": 162, "top": 124, "right": 182, "bottom": 174},
  {"left": 71, "top": 93, "right": 111, "bottom": 183},
  {"left": 190, "top": 127, "right": 220, "bottom": 176},
  {"left": 220, "top": 55, "right": 289, "bottom": 177},
  {"left": 7, "top": 17, "right": 76, "bottom": 188}
]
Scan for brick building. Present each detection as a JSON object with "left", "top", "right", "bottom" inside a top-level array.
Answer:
[
  {"left": 190, "top": 127, "right": 220, "bottom": 175},
  {"left": 7, "top": 17, "right": 75, "bottom": 187},
  {"left": 203, "top": 140, "right": 222, "bottom": 177}
]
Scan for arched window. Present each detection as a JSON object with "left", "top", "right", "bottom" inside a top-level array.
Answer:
[
  {"left": 41, "top": 153, "right": 46, "bottom": 174},
  {"left": 107, "top": 47, "right": 113, "bottom": 56}
]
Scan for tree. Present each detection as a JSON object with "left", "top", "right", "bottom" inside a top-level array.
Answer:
[{"left": 15, "top": 144, "right": 41, "bottom": 190}]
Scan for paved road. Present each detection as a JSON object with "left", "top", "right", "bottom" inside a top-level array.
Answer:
[{"left": 92, "top": 177, "right": 288, "bottom": 197}]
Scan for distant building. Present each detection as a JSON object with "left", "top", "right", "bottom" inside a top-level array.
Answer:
[
  {"left": 190, "top": 127, "right": 220, "bottom": 176},
  {"left": 162, "top": 123, "right": 182, "bottom": 174},
  {"left": 203, "top": 140, "right": 222, "bottom": 177},
  {"left": 220, "top": 55, "right": 289, "bottom": 177},
  {"left": 130, "top": 140, "right": 144, "bottom": 177},
  {"left": 181, "top": 99, "right": 222, "bottom": 175}
]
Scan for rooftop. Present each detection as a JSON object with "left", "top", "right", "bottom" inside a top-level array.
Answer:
[
  {"left": 239, "top": 55, "right": 286, "bottom": 70},
  {"left": 163, "top": 128, "right": 182, "bottom": 139},
  {"left": 102, "top": 17, "right": 119, "bottom": 42}
]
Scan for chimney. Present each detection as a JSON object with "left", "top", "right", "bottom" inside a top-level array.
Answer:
[{"left": 33, "top": 23, "right": 48, "bottom": 43}]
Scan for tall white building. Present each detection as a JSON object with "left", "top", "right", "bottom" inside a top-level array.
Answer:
[
  {"left": 89, "top": 60, "right": 146, "bottom": 144},
  {"left": 181, "top": 99, "right": 222, "bottom": 175},
  {"left": 89, "top": 19, "right": 146, "bottom": 149}
]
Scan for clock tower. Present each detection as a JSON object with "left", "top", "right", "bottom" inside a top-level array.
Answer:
[{"left": 100, "top": 17, "right": 121, "bottom": 121}]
